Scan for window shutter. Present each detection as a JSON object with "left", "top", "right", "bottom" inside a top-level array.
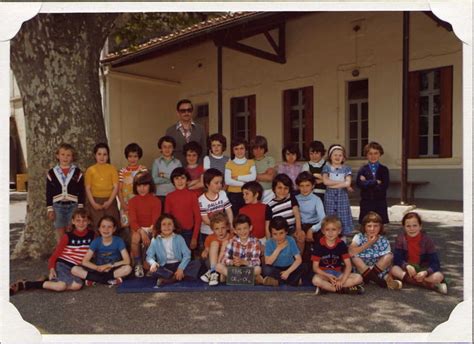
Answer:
[
  {"left": 283, "top": 89, "right": 292, "bottom": 146},
  {"left": 303, "top": 86, "right": 314, "bottom": 159},
  {"left": 248, "top": 95, "right": 256, "bottom": 142},
  {"left": 408, "top": 71, "right": 420, "bottom": 158},
  {"left": 439, "top": 66, "right": 453, "bottom": 158}
]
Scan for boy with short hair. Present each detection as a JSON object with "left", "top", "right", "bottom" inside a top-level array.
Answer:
[
  {"left": 302, "top": 140, "right": 327, "bottom": 201},
  {"left": 216, "top": 214, "right": 263, "bottom": 284},
  {"left": 165, "top": 167, "right": 202, "bottom": 250},
  {"left": 239, "top": 181, "right": 271, "bottom": 246},
  {"left": 183, "top": 141, "right": 205, "bottom": 197},
  {"left": 200, "top": 213, "right": 233, "bottom": 286},
  {"left": 311, "top": 215, "right": 364, "bottom": 295},
  {"left": 118, "top": 143, "right": 147, "bottom": 227},
  {"left": 151, "top": 136, "right": 182, "bottom": 206}
]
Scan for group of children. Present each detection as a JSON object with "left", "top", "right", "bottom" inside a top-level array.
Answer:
[{"left": 10, "top": 135, "right": 448, "bottom": 296}]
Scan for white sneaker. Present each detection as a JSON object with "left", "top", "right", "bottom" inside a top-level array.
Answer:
[
  {"left": 385, "top": 274, "right": 403, "bottom": 290},
  {"left": 200, "top": 270, "right": 211, "bottom": 283},
  {"left": 134, "top": 265, "right": 144, "bottom": 278},
  {"left": 435, "top": 282, "right": 448, "bottom": 295},
  {"left": 209, "top": 272, "right": 219, "bottom": 286}
]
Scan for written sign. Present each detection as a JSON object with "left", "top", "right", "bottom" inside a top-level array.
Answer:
[{"left": 227, "top": 266, "right": 255, "bottom": 285}]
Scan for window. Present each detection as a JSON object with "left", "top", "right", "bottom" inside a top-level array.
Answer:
[
  {"left": 195, "top": 103, "right": 209, "bottom": 137},
  {"left": 408, "top": 66, "right": 452, "bottom": 158},
  {"left": 347, "top": 79, "right": 369, "bottom": 158},
  {"left": 230, "top": 95, "right": 256, "bottom": 142},
  {"left": 283, "top": 86, "right": 313, "bottom": 158}
]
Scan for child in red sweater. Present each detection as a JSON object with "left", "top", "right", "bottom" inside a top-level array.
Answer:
[
  {"left": 10, "top": 209, "right": 95, "bottom": 294},
  {"left": 165, "top": 167, "right": 202, "bottom": 251},
  {"left": 183, "top": 141, "right": 205, "bottom": 197},
  {"left": 239, "top": 181, "right": 271, "bottom": 247},
  {"left": 128, "top": 172, "right": 162, "bottom": 277}
]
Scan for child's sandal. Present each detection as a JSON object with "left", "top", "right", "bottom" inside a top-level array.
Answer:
[{"left": 9, "top": 280, "right": 26, "bottom": 296}]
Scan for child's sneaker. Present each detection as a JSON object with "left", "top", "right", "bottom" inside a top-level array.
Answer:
[
  {"left": 107, "top": 277, "right": 123, "bottom": 286},
  {"left": 385, "top": 274, "right": 403, "bottom": 290},
  {"left": 200, "top": 270, "right": 211, "bottom": 283},
  {"left": 314, "top": 286, "right": 322, "bottom": 295},
  {"left": 406, "top": 264, "right": 417, "bottom": 277},
  {"left": 209, "top": 272, "right": 219, "bottom": 286},
  {"left": 263, "top": 276, "right": 279, "bottom": 287},
  {"left": 134, "top": 264, "right": 145, "bottom": 278},
  {"left": 435, "top": 282, "right": 448, "bottom": 295},
  {"left": 84, "top": 280, "right": 96, "bottom": 287},
  {"left": 342, "top": 285, "right": 365, "bottom": 295}
]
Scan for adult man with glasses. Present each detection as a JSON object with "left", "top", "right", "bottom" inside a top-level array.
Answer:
[{"left": 165, "top": 99, "right": 207, "bottom": 165}]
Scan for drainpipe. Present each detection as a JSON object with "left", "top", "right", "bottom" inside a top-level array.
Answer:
[
  {"left": 401, "top": 11, "right": 410, "bottom": 204},
  {"left": 217, "top": 45, "right": 223, "bottom": 133}
]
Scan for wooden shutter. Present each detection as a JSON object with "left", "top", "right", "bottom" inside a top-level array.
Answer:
[
  {"left": 283, "top": 89, "right": 292, "bottom": 146},
  {"left": 439, "top": 66, "right": 453, "bottom": 158},
  {"left": 408, "top": 71, "right": 420, "bottom": 158},
  {"left": 248, "top": 95, "right": 256, "bottom": 142},
  {"left": 303, "top": 86, "right": 314, "bottom": 159}
]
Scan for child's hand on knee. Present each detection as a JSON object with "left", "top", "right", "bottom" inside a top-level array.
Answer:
[
  {"left": 415, "top": 270, "right": 428, "bottom": 282},
  {"left": 149, "top": 263, "right": 159, "bottom": 273},
  {"left": 175, "top": 269, "right": 184, "bottom": 280},
  {"left": 306, "top": 230, "right": 314, "bottom": 242},
  {"left": 49, "top": 268, "right": 57, "bottom": 280},
  {"left": 280, "top": 270, "right": 290, "bottom": 280}
]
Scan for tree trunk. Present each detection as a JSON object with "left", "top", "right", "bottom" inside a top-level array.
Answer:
[{"left": 10, "top": 13, "right": 118, "bottom": 259}]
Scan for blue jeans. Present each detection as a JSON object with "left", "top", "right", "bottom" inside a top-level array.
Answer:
[
  {"left": 52, "top": 202, "right": 77, "bottom": 229},
  {"left": 153, "top": 260, "right": 201, "bottom": 280}
]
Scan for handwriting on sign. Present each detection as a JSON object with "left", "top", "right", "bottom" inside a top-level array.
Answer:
[{"left": 227, "top": 266, "right": 255, "bottom": 285}]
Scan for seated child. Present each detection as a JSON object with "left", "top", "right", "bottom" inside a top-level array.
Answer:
[
  {"left": 118, "top": 143, "right": 147, "bottom": 227},
  {"left": 71, "top": 215, "right": 132, "bottom": 285},
  {"left": 311, "top": 215, "right": 364, "bottom": 295},
  {"left": 263, "top": 216, "right": 304, "bottom": 287},
  {"left": 199, "top": 168, "right": 233, "bottom": 246},
  {"left": 183, "top": 141, "right": 205, "bottom": 197},
  {"left": 203, "top": 133, "right": 229, "bottom": 175},
  {"left": 216, "top": 214, "right": 264, "bottom": 284},
  {"left": 390, "top": 212, "right": 447, "bottom": 294},
  {"left": 128, "top": 171, "right": 162, "bottom": 277},
  {"left": 152, "top": 136, "right": 182, "bottom": 207},
  {"left": 200, "top": 213, "right": 233, "bottom": 286},
  {"left": 266, "top": 173, "right": 305, "bottom": 252},
  {"left": 250, "top": 135, "right": 276, "bottom": 204},
  {"left": 165, "top": 167, "right": 201, "bottom": 250},
  {"left": 239, "top": 181, "right": 270, "bottom": 246},
  {"left": 10, "top": 209, "right": 95, "bottom": 295},
  {"left": 349, "top": 212, "right": 401, "bottom": 289},
  {"left": 302, "top": 140, "right": 327, "bottom": 202},
  {"left": 146, "top": 214, "right": 201, "bottom": 287}
]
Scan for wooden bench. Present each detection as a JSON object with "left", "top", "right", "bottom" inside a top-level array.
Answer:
[{"left": 390, "top": 180, "right": 430, "bottom": 203}]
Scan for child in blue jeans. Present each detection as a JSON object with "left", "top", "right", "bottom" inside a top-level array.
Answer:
[{"left": 146, "top": 213, "right": 201, "bottom": 287}]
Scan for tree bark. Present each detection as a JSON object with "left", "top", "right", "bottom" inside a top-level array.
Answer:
[{"left": 11, "top": 13, "right": 118, "bottom": 258}]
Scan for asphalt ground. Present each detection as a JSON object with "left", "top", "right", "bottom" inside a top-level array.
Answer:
[{"left": 8, "top": 208, "right": 464, "bottom": 335}]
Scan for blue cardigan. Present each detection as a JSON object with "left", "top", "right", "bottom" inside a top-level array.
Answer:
[{"left": 146, "top": 234, "right": 190, "bottom": 271}]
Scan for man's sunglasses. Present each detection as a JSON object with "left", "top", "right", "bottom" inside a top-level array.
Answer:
[{"left": 178, "top": 108, "right": 193, "bottom": 114}]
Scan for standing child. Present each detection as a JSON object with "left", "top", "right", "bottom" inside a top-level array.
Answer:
[
  {"left": 183, "top": 141, "right": 205, "bottom": 197},
  {"left": 266, "top": 173, "right": 305, "bottom": 252},
  {"left": 146, "top": 214, "right": 201, "bottom": 287},
  {"left": 225, "top": 137, "right": 256, "bottom": 216},
  {"left": 46, "top": 143, "right": 85, "bottom": 242},
  {"left": 71, "top": 215, "right": 132, "bottom": 285},
  {"left": 302, "top": 140, "right": 327, "bottom": 202},
  {"left": 118, "top": 143, "right": 147, "bottom": 227},
  {"left": 322, "top": 144, "right": 353, "bottom": 238},
  {"left": 165, "top": 167, "right": 201, "bottom": 250},
  {"left": 203, "top": 133, "right": 229, "bottom": 175},
  {"left": 311, "top": 215, "right": 364, "bottom": 295},
  {"left": 128, "top": 172, "right": 162, "bottom": 277},
  {"left": 10, "top": 209, "right": 95, "bottom": 295},
  {"left": 263, "top": 216, "right": 304, "bottom": 287},
  {"left": 250, "top": 135, "right": 276, "bottom": 204},
  {"left": 356, "top": 141, "right": 390, "bottom": 224},
  {"left": 84, "top": 143, "right": 120, "bottom": 230},
  {"left": 151, "top": 135, "right": 182, "bottom": 207},
  {"left": 199, "top": 168, "right": 234, "bottom": 246},
  {"left": 239, "top": 181, "right": 271, "bottom": 246},
  {"left": 277, "top": 144, "right": 303, "bottom": 190},
  {"left": 390, "top": 212, "right": 447, "bottom": 294},
  {"left": 349, "top": 212, "right": 401, "bottom": 289},
  {"left": 295, "top": 171, "right": 326, "bottom": 262},
  {"left": 200, "top": 213, "right": 233, "bottom": 286},
  {"left": 216, "top": 214, "right": 264, "bottom": 284}
]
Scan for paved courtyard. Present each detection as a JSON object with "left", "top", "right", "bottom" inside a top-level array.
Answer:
[{"left": 8, "top": 195, "right": 466, "bottom": 336}]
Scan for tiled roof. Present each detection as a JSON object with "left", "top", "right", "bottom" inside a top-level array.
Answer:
[{"left": 102, "top": 12, "right": 262, "bottom": 64}]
